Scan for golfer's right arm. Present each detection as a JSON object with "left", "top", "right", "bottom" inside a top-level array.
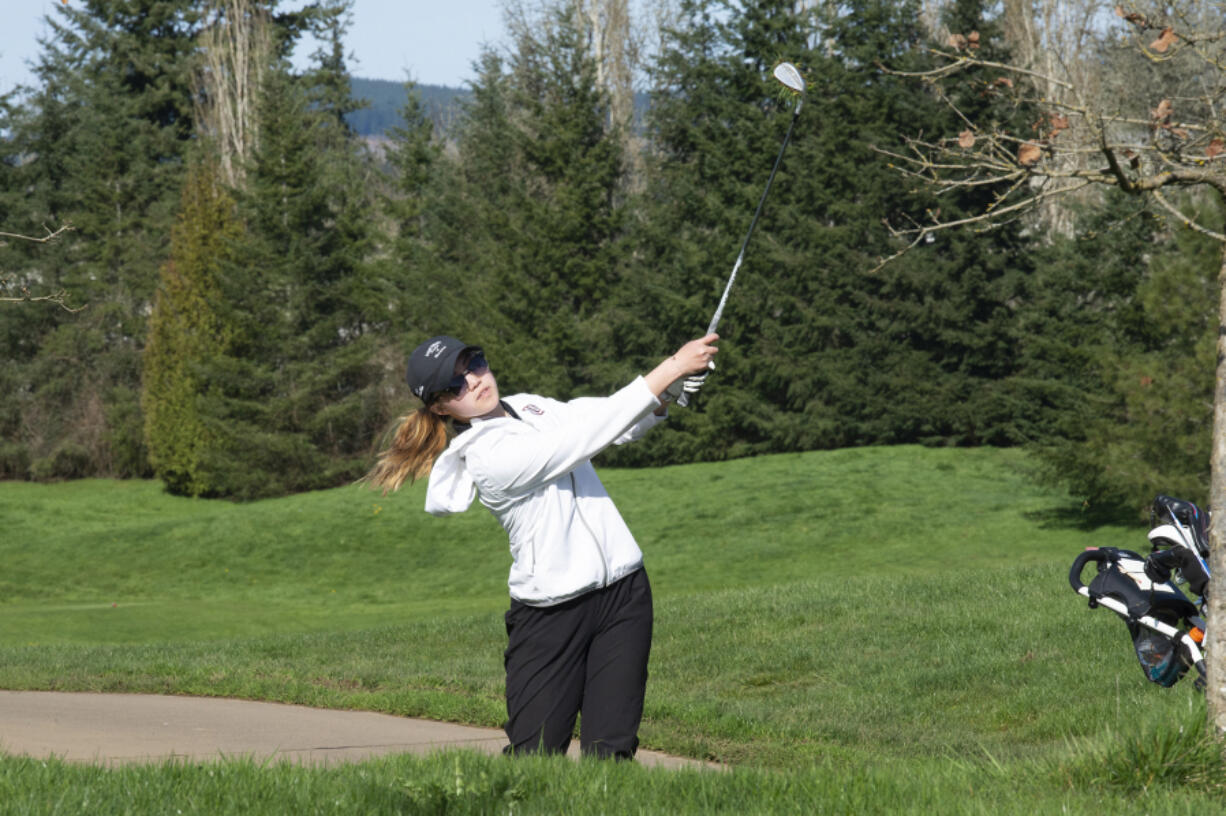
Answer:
[{"left": 467, "top": 335, "right": 718, "bottom": 501}]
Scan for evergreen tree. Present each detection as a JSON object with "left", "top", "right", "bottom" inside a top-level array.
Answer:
[
  {"left": 383, "top": 83, "right": 440, "bottom": 258},
  {"left": 376, "top": 80, "right": 445, "bottom": 370},
  {"left": 425, "top": 3, "right": 630, "bottom": 399},
  {"left": 0, "top": 0, "right": 201, "bottom": 478},
  {"left": 142, "top": 162, "right": 240, "bottom": 495},
  {"left": 192, "top": 18, "right": 384, "bottom": 499},
  {"left": 617, "top": 0, "right": 1039, "bottom": 464},
  {"left": 1029, "top": 194, "right": 1219, "bottom": 513}
]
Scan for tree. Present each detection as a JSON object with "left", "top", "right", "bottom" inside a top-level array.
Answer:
[
  {"left": 0, "top": 0, "right": 202, "bottom": 479},
  {"left": 877, "top": 0, "right": 1226, "bottom": 729},
  {"left": 142, "top": 162, "right": 240, "bottom": 495},
  {"left": 1022, "top": 192, "right": 1217, "bottom": 511},
  {"left": 621, "top": 0, "right": 1042, "bottom": 463},
  {"left": 426, "top": 1, "right": 630, "bottom": 399},
  {"left": 0, "top": 225, "right": 79, "bottom": 310},
  {"left": 194, "top": 0, "right": 273, "bottom": 188}
]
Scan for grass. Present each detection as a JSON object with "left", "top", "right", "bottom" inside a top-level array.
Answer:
[
  {"left": 0, "top": 446, "right": 1122, "bottom": 644},
  {"left": 2, "top": 444, "right": 1225, "bottom": 813}
]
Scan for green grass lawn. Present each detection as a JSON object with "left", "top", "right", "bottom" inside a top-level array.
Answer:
[{"left": 2, "top": 445, "right": 1223, "bottom": 814}]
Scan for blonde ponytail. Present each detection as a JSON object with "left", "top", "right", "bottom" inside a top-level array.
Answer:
[{"left": 364, "top": 407, "right": 450, "bottom": 494}]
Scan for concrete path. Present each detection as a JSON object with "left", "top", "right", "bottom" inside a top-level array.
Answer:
[{"left": 0, "top": 691, "right": 714, "bottom": 770}]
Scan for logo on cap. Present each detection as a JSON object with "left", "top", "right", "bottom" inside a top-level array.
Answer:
[{"left": 425, "top": 341, "right": 448, "bottom": 358}]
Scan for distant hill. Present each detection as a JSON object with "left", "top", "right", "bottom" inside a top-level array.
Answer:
[
  {"left": 346, "top": 76, "right": 649, "bottom": 139},
  {"left": 346, "top": 77, "right": 469, "bottom": 137}
]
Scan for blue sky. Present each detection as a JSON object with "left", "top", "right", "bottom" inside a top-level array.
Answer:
[{"left": 0, "top": 1, "right": 508, "bottom": 92}]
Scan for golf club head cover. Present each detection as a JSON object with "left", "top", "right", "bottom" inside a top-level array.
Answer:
[{"left": 1144, "top": 550, "right": 1176, "bottom": 585}]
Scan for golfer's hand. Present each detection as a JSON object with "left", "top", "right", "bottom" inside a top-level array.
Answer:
[
  {"left": 671, "top": 333, "right": 719, "bottom": 375},
  {"left": 647, "top": 334, "right": 718, "bottom": 403}
]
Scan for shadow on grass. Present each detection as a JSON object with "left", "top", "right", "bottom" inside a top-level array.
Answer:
[{"left": 1022, "top": 502, "right": 1140, "bottom": 531}]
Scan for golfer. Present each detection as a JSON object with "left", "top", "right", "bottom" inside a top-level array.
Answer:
[{"left": 365, "top": 333, "right": 718, "bottom": 759}]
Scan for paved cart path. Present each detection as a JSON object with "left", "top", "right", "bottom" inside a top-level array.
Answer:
[{"left": 0, "top": 691, "right": 715, "bottom": 769}]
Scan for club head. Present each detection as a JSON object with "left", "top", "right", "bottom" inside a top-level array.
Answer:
[{"left": 772, "top": 62, "right": 805, "bottom": 94}]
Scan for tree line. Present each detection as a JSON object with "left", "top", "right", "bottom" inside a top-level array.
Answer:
[{"left": 0, "top": 0, "right": 1217, "bottom": 512}]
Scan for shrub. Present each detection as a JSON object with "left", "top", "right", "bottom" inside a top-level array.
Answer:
[
  {"left": 29, "top": 443, "right": 93, "bottom": 481},
  {"left": 0, "top": 442, "right": 30, "bottom": 480}
]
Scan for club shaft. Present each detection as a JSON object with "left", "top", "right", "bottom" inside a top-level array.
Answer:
[{"left": 705, "top": 106, "right": 800, "bottom": 336}]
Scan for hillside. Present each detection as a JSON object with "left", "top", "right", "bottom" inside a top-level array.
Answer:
[
  {"left": 346, "top": 76, "right": 650, "bottom": 138},
  {"left": 347, "top": 77, "right": 468, "bottom": 137}
]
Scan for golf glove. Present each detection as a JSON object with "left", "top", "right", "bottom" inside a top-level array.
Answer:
[
  {"left": 673, "top": 363, "right": 713, "bottom": 407},
  {"left": 662, "top": 371, "right": 709, "bottom": 404},
  {"left": 661, "top": 376, "right": 685, "bottom": 404},
  {"left": 682, "top": 370, "right": 709, "bottom": 394}
]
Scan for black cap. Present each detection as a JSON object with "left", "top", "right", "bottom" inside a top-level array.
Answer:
[{"left": 406, "top": 335, "right": 479, "bottom": 403}]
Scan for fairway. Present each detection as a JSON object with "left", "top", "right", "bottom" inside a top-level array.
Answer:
[
  {"left": 1, "top": 445, "right": 1125, "bottom": 645},
  {"left": 2, "top": 445, "right": 1223, "bottom": 813}
]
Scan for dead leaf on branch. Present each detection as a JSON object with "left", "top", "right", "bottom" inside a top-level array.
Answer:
[
  {"left": 957, "top": 130, "right": 976, "bottom": 148},
  {"left": 1150, "top": 27, "right": 1177, "bottom": 52},
  {"left": 1018, "top": 142, "right": 1042, "bottom": 166},
  {"left": 1208, "top": 138, "right": 1224, "bottom": 158},
  {"left": 993, "top": 77, "right": 1013, "bottom": 89},
  {"left": 948, "top": 31, "right": 980, "bottom": 51},
  {"left": 1114, "top": 5, "right": 1147, "bottom": 25},
  {"left": 1034, "top": 112, "right": 1071, "bottom": 141},
  {"left": 1171, "top": 128, "right": 1189, "bottom": 139},
  {"left": 1151, "top": 99, "right": 1173, "bottom": 123}
]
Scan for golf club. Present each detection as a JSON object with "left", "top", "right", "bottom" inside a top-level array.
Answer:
[{"left": 678, "top": 62, "right": 806, "bottom": 407}]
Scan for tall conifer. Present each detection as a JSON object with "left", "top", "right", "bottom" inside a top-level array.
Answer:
[
  {"left": 426, "top": 3, "right": 628, "bottom": 399},
  {"left": 0, "top": 0, "right": 201, "bottom": 477},
  {"left": 143, "top": 163, "right": 240, "bottom": 495}
]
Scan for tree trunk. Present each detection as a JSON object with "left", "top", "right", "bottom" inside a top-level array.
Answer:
[{"left": 1208, "top": 241, "right": 1226, "bottom": 731}]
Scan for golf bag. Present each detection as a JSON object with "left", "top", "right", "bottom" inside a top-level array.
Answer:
[{"left": 1068, "top": 495, "right": 1210, "bottom": 690}]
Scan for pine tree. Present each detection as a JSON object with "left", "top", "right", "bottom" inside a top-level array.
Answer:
[
  {"left": 1029, "top": 193, "right": 1219, "bottom": 513},
  {"left": 0, "top": 0, "right": 201, "bottom": 478},
  {"left": 190, "top": 17, "right": 384, "bottom": 498},
  {"left": 621, "top": 0, "right": 1041, "bottom": 463},
  {"left": 425, "top": 2, "right": 630, "bottom": 400}
]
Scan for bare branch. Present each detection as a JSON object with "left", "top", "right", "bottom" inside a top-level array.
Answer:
[
  {"left": 868, "top": 178, "right": 1095, "bottom": 274},
  {"left": 879, "top": 49, "right": 1075, "bottom": 91},
  {"left": 0, "top": 286, "right": 87, "bottom": 312},
  {"left": 1151, "top": 188, "right": 1226, "bottom": 243},
  {"left": 1, "top": 223, "right": 84, "bottom": 312},
  {"left": 0, "top": 224, "right": 74, "bottom": 245}
]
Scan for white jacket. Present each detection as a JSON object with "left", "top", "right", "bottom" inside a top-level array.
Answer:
[{"left": 424, "top": 376, "right": 665, "bottom": 606}]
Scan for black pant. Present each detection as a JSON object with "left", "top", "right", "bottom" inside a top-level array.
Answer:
[{"left": 502, "top": 568, "right": 653, "bottom": 759}]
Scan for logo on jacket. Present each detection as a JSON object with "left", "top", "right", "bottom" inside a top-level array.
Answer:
[{"left": 523, "top": 404, "right": 545, "bottom": 415}]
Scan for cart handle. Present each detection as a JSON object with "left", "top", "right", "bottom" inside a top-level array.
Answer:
[{"left": 1069, "top": 548, "right": 1109, "bottom": 593}]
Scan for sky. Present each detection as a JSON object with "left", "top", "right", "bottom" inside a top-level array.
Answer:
[{"left": 0, "top": 1, "right": 509, "bottom": 93}]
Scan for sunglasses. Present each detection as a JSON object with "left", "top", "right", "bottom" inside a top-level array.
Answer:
[{"left": 429, "top": 351, "right": 489, "bottom": 404}]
